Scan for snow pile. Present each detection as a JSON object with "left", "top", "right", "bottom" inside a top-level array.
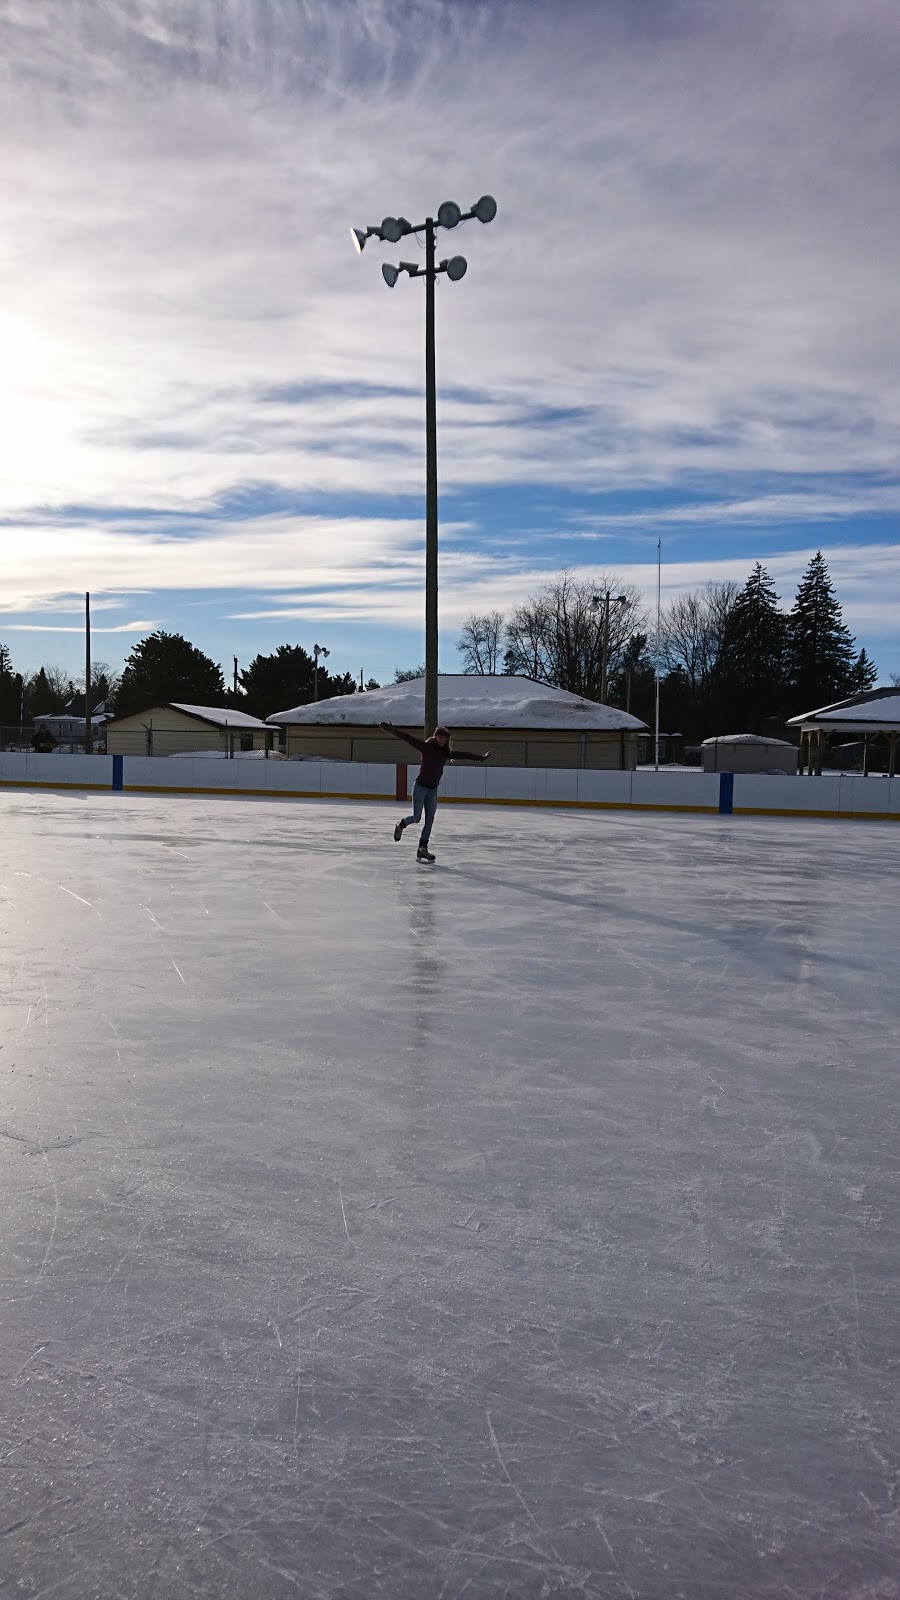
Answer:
[
  {"left": 167, "top": 749, "right": 283, "bottom": 759},
  {"left": 701, "top": 734, "right": 794, "bottom": 747},
  {"left": 269, "top": 675, "right": 646, "bottom": 732}
]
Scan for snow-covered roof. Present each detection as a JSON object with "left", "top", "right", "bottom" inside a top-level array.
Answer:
[
  {"left": 169, "top": 703, "right": 269, "bottom": 729},
  {"left": 107, "top": 703, "right": 269, "bottom": 730},
  {"left": 787, "top": 688, "right": 900, "bottom": 730},
  {"left": 701, "top": 734, "right": 793, "bottom": 747},
  {"left": 268, "top": 675, "right": 647, "bottom": 732}
]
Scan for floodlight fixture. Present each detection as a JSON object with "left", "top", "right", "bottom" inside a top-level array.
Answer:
[
  {"left": 473, "top": 194, "right": 497, "bottom": 223},
  {"left": 348, "top": 188, "right": 498, "bottom": 737}
]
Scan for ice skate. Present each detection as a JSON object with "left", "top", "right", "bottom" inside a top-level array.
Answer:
[
  {"left": 394, "top": 820, "right": 405, "bottom": 842},
  {"left": 417, "top": 842, "right": 435, "bottom": 863}
]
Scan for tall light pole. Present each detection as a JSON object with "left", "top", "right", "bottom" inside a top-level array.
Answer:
[
  {"left": 313, "top": 642, "right": 329, "bottom": 703},
  {"left": 84, "top": 591, "right": 92, "bottom": 755},
  {"left": 590, "top": 590, "right": 627, "bottom": 704},
  {"left": 351, "top": 195, "right": 497, "bottom": 737}
]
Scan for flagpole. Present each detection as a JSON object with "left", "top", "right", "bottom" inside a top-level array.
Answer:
[{"left": 654, "top": 540, "right": 661, "bottom": 772}]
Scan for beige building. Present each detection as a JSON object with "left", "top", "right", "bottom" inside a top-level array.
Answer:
[
  {"left": 268, "top": 674, "right": 647, "bottom": 769},
  {"left": 105, "top": 703, "right": 273, "bottom": 757},
  {"left": 701, "top": 734, "right": 797, "bottom": 774}
]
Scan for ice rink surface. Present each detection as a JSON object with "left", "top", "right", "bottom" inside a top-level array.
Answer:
[{"left": 1, "top": 789, "right": 898, "bottom": 1600}]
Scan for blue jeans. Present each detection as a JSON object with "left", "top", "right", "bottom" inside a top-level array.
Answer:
[{"left": 403, "top": 781, "right": 438, "bottom": 844}]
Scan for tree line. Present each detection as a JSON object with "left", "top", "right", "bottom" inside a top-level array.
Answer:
[
  {"left": 0, "top": 634, "right": 378, "bottom": 728},
  {"left": 1, "top": 551, "right": 888, "bottom": 741},
  {"left": 457, "top": 552, "right": 882, "bottom": 743}
]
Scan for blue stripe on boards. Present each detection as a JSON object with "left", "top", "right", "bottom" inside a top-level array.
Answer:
[
  {"left": 112, "top": 754, "right": 124, "bottom": 792},
  {"left": 718, "top": 771, "right": 734, "bottom": 814}
]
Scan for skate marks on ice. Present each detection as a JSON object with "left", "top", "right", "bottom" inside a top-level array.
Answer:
[{"left": 1, "top": 795, "right": 900, "bottom": 1596}]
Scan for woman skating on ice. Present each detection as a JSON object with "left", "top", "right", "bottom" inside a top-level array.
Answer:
[{"left": 380, "top": 721, "right": 490, "bottom": 862}]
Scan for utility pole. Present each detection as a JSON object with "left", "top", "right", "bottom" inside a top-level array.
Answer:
[
  {"left": 313, "top": 643, "right": 329, "bottom": 702},
  {"left": 424, "top": 216, "right": 438, "bottom": 738},
  {"left": 84, "top": 592, "right": 91, "bottom": 755},
  {"left": 590, "top": 589, "right": 627, "bottom": 704},
  {"left": 233, "top": 656, "right": 238, "bottom": 697}
]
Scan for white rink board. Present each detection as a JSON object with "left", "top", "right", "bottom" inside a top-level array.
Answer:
[{"left": 1, "top": 750, "right": 897, "bottom": 819}]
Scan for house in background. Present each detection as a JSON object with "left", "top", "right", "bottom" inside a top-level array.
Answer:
[
  {"left": 268, "top": 674, "right": 647, "bottom": 769},
  {"left": 105, "top": 703, "right": 273, "bottom": 757},
  {"left": 37, "top": 699, "right": 114, "bottom": 752}
]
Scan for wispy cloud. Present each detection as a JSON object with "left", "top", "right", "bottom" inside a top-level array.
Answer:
[
  {"left": 3, "top": 620, "right": 158, "bottom": 633},
  {"left": 1, "top": 0, "right": 899, "bottom": 672}
]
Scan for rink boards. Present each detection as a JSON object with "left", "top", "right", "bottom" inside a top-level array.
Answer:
[{"left": 1, "top": 750, "right": 897, "bottom": 820}]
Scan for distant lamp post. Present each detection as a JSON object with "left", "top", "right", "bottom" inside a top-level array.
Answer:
[
  {"left": 313, "top": 643, "right": 329, "bottom": 702},
  {"left": 589, "top": 592, "right": 628, "bottom": 704},
  {"left": 351, "top": 194, "right": 497, "bottom": 737}
]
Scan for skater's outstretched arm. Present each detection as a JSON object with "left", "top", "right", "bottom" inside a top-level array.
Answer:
[
  {"left": 449, "top": 747, "right": 491, "bottom": 762},
  {"left": 380, "top": 721, "right": 426, "bottom": 754}
]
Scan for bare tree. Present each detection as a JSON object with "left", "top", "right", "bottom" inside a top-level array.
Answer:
[
  {"left": 36, "top": 663, "right": 74, "bottom": 709},
  {"left": 659, "top": 581, "right": 739, "bottom": 734},
  {"left": 504, "top": 571, "right": 645, "bottom": 698},
  {"left": 394, "top": 665, "right": 425, "bottom": 683},
  {"left": 457, "top": 611, "right": 505, "bottom": 674},
  {"left": 661, "top": 581, "right": 738, "bottom": 693},
  {"left": 78, "top": 659, "right": 120, "bottom": 705}
]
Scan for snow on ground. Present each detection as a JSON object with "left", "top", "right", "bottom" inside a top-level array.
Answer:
[{"left": 1, "top": 790, "right": 898, "bottom": 1599}]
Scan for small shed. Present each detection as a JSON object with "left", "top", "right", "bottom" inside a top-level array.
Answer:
[
  {"left": 701, "top": 734, "right": 797, "bottom": 774},
  {"left": 268, "top": 674, "right": 647, "bottom": 769},
  {"left": 105, "top": 703, "right": 273, "bottom": 758},
  {"left": 787, "top": 687, "right": 900, "bottom": 776}
]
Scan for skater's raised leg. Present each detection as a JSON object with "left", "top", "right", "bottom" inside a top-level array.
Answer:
[{"left": 394, "top": 781, "right": 426, "bottom": 842}]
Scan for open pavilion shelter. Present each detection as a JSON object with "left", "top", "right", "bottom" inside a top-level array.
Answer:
[{"left": 788, "top": 686, "right": 900, "bottom": 776}]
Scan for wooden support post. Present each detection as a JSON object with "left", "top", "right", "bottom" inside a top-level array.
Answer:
[
  {"left": 815, "top": 728, "right": 824, "bottom": 776},
  {"left": 862, "top": 732, "right": 870, "bottom": 776},
  {"left": 889, "top": 733, "right": 897, "bottom": 780}
]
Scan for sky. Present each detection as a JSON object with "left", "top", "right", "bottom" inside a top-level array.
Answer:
[{"left": 1, "top": 0, "right": 899, "bottom": 693}]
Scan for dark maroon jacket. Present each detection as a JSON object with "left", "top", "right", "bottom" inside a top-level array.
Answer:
[{"left": 387, "top": 728, "right": 484, "bottom": 789}]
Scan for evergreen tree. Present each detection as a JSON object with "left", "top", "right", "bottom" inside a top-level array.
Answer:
[
  {"left": 849, "top": 648, "right": 878, "bottom": 695},
  {"left": 788, "top": 552, "right": 859, "bottom": 711},
  {"left": 718, "top": 563, "right": 787, "bottom": 731},
  {"left": 0, "top": 645, "right": 18, "bottom": 725},
  {"left": 116, "top": 632, "right": 225, "bottom": 718},
  {"left": 27, "top": 667, "right": 56, "bottom": 718},
  {"left": 239, "top": 645, "right": 356, "bottom": 719}
]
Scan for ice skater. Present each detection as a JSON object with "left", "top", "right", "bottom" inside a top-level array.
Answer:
[{"left": 380, "top": 721, "right": 491, "bottom": 862}]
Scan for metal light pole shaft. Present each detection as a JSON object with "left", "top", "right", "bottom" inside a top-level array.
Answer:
[
  {"left": 600, "top": 592, "right": 611, "bottom": 705},
  {"left": 424, "top": 218, "right": 439, "bottom": 739},
  {"left": 85, "top": 591, "right": 91, "bottom": 756}
]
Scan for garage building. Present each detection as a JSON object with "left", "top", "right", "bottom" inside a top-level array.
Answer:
[{"left": 268, "top": 674, "right": 646, "bottom": 769}]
